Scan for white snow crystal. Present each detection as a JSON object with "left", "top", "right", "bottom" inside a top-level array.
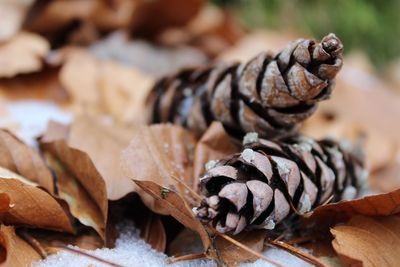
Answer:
[{"left": 243, "top": 132, "right": 259, "bottom": 145}]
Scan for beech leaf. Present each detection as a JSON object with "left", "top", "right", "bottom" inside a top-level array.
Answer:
[
  {"left": 0, "top": 225, "right": 42, "bottom": 267},
  {"left": 133, "top": 180, "right": 210, "bottom": 250},
  {"left": 121, "top": 124, "right": 197, "bottom": 214},
  {"left": 0, "top": 167, "right": 73, "bottom": 233},
  {"left": 0, "top": 32, "right": 49, "bottom": 78},
  {"left": 331, "top": 215, "right": 400, "bottom": 267},
  {"left": 0, "top": 129, "right": 54, "bottom": 193},
  {"left": 40, "top": 121, "right": 108, "bottom": 240},
  {"left": 0, "top": 193, "right": 10, "bottom": 213},
  {"left": 304, "top": 188, "right": 400, "bottom": 227}
]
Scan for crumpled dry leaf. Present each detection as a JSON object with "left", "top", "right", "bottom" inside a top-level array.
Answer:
[
  {"left": 331, "top": 215, "right": 400, "bottom": 267},
  {"left": 60, "top": 50, "right": 154, "bottom": 124},
  {"left": 137, "top": 212, "right": 166, "bottom": 253},
  {"left": 0, "top": 167, "right": 73, "bottom": 233},
  {"left": 40, "top": 121, "right": 108, "bottom": 239},
  {"left": 192, "top": 122, "right": 239, "bottom": 186},
  {"left": 0, "top": 129, "right": 54, "bottom": 193},
  {"left": 0, "top": 225, "right": 41, "bottom": 267},
  {"left": 0, "top": 193, "right": 10, "bottom": 213},
  {"left": 0, "top": 32, "right": 49, "bottom": 78},
  {"left": 121, "top": 124, "right": 197, "bottom": 213}
]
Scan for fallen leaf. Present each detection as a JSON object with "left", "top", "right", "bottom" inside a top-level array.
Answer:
[
  {"left": 0, "top": 32, "right": 49, "bottom": 78},
  {"left": 0, "top": 167, "right": 73, "bottom": 233},
  {"left": 133, "top": 180, "right": 210, "bottom": 250},
  {"left": 0, "top": 0, "right": 34, "bottom": 41},
  {"left": 192, "top": 122, "right": 240, "bottom": 187},
  {"left": 67, "top": 115, "right": 136, "bottom": 200},
  {"left": 60, "top": 50, "right": 154, "bottom": 124},
  {"left": 0, "top": 193, "right": 10, "bottom": 213},
  {"left": 121, "top": 124, "right": 197, "bottom": 213},
  {"left": 304, "top": 187, "right": 400, "bottom": 227},
  {"left": 214, "top": 230, "right": 267, "bottom": 265},
  {"left": 0, "top": 225, "right": 41, "bottom": 266},
  {"left": 40, "top": 121, "right": 108, "bottom": 240},
  {"left": 137, "top": 212, "right": 166, "bottom": 253},
  {"left": 0, "top": 129, "right": 54, "bottom": 193},
  {"left": 331, "top": 215, "right": 400, "bottom": 267}
]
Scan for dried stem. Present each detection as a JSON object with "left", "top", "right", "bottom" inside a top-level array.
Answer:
[
  {"left": 217, "top": 233, "right": 283, "bottom": 267},
  {"left": 166, "top": 253, "right": 206, "bottom": 264},
  {"left": 267, "top": 239, "right": 326, "bottom": 267},
  {"left": 170, "top": 174, "right": 202, "bottom": 201},
  {"left": 18, "top": 230, "right": 48, "bottom": 259},
  {"left": 53, "top": 242, "right": 124, "bottom": 267}
]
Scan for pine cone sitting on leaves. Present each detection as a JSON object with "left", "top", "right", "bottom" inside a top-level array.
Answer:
[
  {"left": 193, "top": 134, "right": 366, "bottom": 235},
  {"left": 148, "top": 33, "right": 343, "bottom": 139}
]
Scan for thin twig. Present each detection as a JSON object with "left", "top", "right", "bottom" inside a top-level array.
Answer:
[
  {"left": 53, "top": 242, "right": 124, "bottom": 267},
  {"left": 267, "top": 239, "right": 326, "bottom": 267},
  {"left": 18, "top": 230, "right": 48, "bottom": 259},
  {"left": 170, "top": 174, "right": 203, "bottom": 201},
  {"left": 166, "top": 253, "right": 206, "bottom": 264},
  {"left": 217, "top": 233, "right": 283, "bottom": 267},
  {"left": 285, "top": 234, "right": 320, "bottom": 245}
]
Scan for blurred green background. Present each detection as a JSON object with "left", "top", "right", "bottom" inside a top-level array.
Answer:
[{"left": 213, "top": 0, "right": 400, "bottom": 70}]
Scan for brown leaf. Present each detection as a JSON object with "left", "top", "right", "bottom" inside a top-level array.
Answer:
[
  {"left": 192, "top": 122, "right": 239, "bottom": 186},
  {"left": 0, "top": 167, "right": 73, "bottom": 232},
  {"left": 331, "top": 215, "right": 400, "bottom": 267},
  {"left": 59, "top": 50, "right": 154, "bottom": 124},
  {"left": 40, "top": 121, "right": 108, "bottom": 240},
  {"left": 0, "top": 32, "right": 49, "bottom": 78},
  {"left": 0, "top": 129, "right": 54, "bottom": 193},
  {"left": 67, "top": 115, "right": 136, "bottom": 200},
  {"left": 214, "top": 230, "right": 267, "bottom": 265},
  {"left": 0, "top": 0, "right": 34, "bottom": 41},
  {"left": 138, "top": 212, "right": 166, "bottom": 252},
  {"left": 133, "top": 180, "right": 210, "bottom": 250},
  {"left": 121, "top": 124, "right": 197, "bottom": 213},
  {"left": 0, "top": 193, "right": 10, "bottom": 213},
  {"left": 0, "top": 225, "right": 42, "bottom": 267},
  {"left": 304, "top": 188, "right": 400, "bottom": 227}
]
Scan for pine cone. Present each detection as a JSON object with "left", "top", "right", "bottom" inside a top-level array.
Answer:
[
  {"left": 148, "top": 33, "right": 343, "bottom": 139},
  {"left": 193, "top": 134, "right": 365, "bottom": 235}
]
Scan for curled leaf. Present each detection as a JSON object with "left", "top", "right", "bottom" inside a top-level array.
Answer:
[
  {"left": 0, "top": 225, "right": 41, "bottom": 267},
  {"left": 0, "top": 167, "right": 73, "bottom": 233},
  {"left": 0, "top": 129, "right": 54, "bottom": 193},
  {"left": 331, "top": 215, "right": 400, "bottom": 267}
]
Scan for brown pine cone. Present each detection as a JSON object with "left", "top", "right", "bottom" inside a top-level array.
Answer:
[
  {"left": 193, "top": 134, "right": 366, "bottom": 235},
  {"left": 148, "top": 33, "right": 343, "bottom": 139}
]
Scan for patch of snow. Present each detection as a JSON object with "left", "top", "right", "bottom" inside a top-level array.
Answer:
[
  {"left": 0, "top": 100, "right": 72, "bottom": 146},
  {"left": 35, "top": 223, "right": 311, "bottom": 267}
]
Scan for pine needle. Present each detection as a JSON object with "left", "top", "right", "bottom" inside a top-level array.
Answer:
[
  {"left": 267, "top": 239, "right": 326, "bottom": 267},
  {"left": 218, "top": 233, "right": 283, "bottom": 267},
  {"left": 166, "top": 253, "right": 206, "bottom": 264}
]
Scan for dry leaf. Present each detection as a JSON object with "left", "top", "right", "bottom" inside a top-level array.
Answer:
[
  {"left": 0, "top": 225, "right": 41, "bottom": 267},
  {"left": 331, "top": 215, "right": 400, "bottom": 267},
  {"left": 0, "top": 167, "right": 73, "bottom": 232},
  {"left": 0, "top": 0, "right": 34, "bottom": 41},
  {"left": 305, "top": 187, "right": 400, "bottom": 227},
  {"left": 0, "top": 129, "right": 54, "bottom": 193},
  {"left": 121, "top": 124, "right": 197, "bottom": 213},
  {"left": 0, "top": 32, "right": 49, "bottom": 78},
  {"left": 137, "top": 212, "right": 166, "bottom": 252},
  {"left": 40, "top": 121, "right": 108, "bottom": 240},
  {"left": 133, "top": 180, "right": 210, "bottom": 249},
  {"left": 215, "top": 230, "right": 267, "bottom": 265},
  {"left": 60, "top": 50, "right": 153, "bottom": 124},
  {"left": 0, "top": 193, "right": 10, "bottom": 213},
  {"left": 192, "top": 122, "right": 239, "bottom": 185},
  {"left": 67, "top": 115, "right": 136, "bottom": 200}
]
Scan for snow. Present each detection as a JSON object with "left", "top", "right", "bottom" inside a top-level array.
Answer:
[
  {"left": 35, "top": 224, "right": 311, "bottom": 267},
  {"left": 0, "top": 100, "right": 72, "bottom": 146}
]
